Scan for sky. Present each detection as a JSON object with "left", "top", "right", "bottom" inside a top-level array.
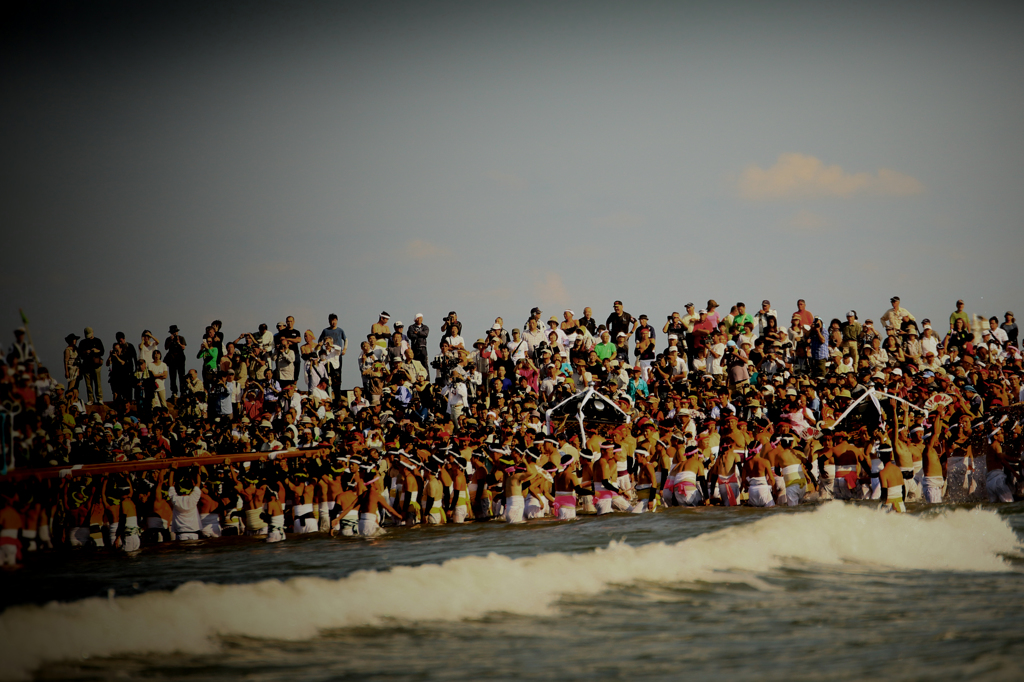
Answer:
[{"left": 2, "top": 0, "right": 1022, "bottom": 379}]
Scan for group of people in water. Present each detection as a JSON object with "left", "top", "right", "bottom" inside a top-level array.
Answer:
[{"left": 0, "top": 295, "right": 1021, "bottom": 566}]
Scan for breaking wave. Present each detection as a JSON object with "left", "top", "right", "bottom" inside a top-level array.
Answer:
[{"left": 0, "top": 503, "right": 1019, "bottom": 680}]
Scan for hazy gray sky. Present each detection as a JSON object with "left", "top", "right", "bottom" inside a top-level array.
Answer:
[{"left": 3, "top": 1, "right": 1022, "bottom": 377}]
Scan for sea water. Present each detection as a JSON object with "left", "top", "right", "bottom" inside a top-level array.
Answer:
[{"left": 1, "top": 501, "right": 1023, "bottom": 681}]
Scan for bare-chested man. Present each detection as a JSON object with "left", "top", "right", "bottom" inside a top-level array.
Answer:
[
  {"left": 709, "top": 437, "right": 742, "bottom": 506},
  {"left": 356, "top": 462, "right": 401, "bottom": 535},
  {"left": 984, "top": 426, "right": 1015, "bottom": 503},
  {"left": 877, "top": 445, "right": 906, "bottom": 513},
  {"left": 893, "top": 405, "right": 925, "bottom": 502},
  {"left": 832, "top": 430, "right": 869, "bottom": 500},
  {"left": 553, "top": 453, "right": 587, "bottom": 520},
  {"left": 502, "top": 456, "right": 533, "bottom": 524},
  {"left": 629, "top": 449, "right": 659, "bottom": 513},
  {"left": 447, "top": 456, "right": 472, "bottom": 524},
  {"left": 331, "top": 473, "right": 360, "bottom": 536},
  {"left": 594, "top": 441, "right": 627, "bottom": 514},
  {"left": 286, "top": 459, "right": 319, "bottom": 533},
  {"left": 423, "top": 462, "right": 446, "bottom": 525},
  {"left": 742, "top": 446, "right": 776, "bottom": 507},
  {"left": 265, "top": 488, "right": 286, "bottom": 542},
  {"left": 229, "top": 460, "right": 268, "bottom": 535},
  {"left": 668, "top": 444, "right": 707, "bottom": 506},
  {"left": 770, "top": 435, "right": 810, "bottom": 506},
  {"left": 921, "top": 405, "right": 949, "bottom": 503},
  {"left": 0, "top": 485, "right": 23, "bottom": 568}
]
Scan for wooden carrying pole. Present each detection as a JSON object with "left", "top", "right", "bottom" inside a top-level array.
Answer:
[{"left": 0, "top": 447, "right": 333, "bottom": 482}]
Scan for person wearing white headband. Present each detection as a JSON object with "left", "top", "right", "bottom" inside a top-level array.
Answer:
[{"left": 983, "top": 427, "right": 1014, "bottom": 503}]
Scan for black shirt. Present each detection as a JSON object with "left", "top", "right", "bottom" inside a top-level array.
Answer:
[{"left": 606, "top": 311, "right": 634, "bottom": 338}]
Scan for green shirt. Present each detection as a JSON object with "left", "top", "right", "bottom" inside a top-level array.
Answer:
[
  {"left": 949, "top": 311, "right": 969, "bottom": 330},
  {"left": 199, "top": 346, "right": 220, "bottom": 371},
  {"left": 595, "top": 342, "right": 617, "bottom": 361}
]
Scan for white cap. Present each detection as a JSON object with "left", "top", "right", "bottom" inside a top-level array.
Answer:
[{"left": 415, "top": 313, "right": 423, "bottom": 319}]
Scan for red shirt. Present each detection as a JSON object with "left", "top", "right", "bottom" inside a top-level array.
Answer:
[{"left": 792, "top": 310, "right": 814, "bottom": 328}]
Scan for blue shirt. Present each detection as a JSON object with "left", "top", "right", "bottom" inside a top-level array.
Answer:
[
  {"left": 810, "top": 331, "right": 829, "bottom": 360},
  {"left": 319, "top": 326, "right": 347, "bottom": 348}
]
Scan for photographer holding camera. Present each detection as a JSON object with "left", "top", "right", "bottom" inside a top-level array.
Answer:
[
  {"left": 163, "top": 325, "right": 187, "bottom": 399},
  {"left": 808, "top": 317, "right": 829, "bottom": 377},
  {"left": 431, "top": 340, "right": 461, "bottom": 385}
]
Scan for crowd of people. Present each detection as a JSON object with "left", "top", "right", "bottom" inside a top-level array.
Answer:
[{"left": 1, "top": 296, "right": 1022, "bottom": 567}]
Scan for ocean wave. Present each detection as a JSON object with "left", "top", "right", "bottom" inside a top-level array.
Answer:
[{"left": 0, "top": 503, "right": 1019, "bottom": 680}]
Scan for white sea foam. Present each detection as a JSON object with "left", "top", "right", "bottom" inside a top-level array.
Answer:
[{"left": 0, "top": 503, "right": 1019, "bottom": 680}]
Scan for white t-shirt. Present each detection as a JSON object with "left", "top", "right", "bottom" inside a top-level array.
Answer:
[
  {"left": 920, "top": 335, "right": 939, "bottom": 357},
  {"left": 150, "top": 361, "right": 168, "bottom": 391},
  {"left": 168, "top": 486, "right": 202, "bottom": 533},
  {"left": 139, "top": 338, "right": 159, "bottom": 366},
  {"left": 710, "top": 343, "right": 727, "bottom": 375},
  {"left": 508, "top": 337, "right": 529, "bottom": 362},
  {"left": 276, "top": 348, "right": 296, "bottom": 381}
]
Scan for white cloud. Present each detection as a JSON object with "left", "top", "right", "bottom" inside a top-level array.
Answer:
[
  {"left": 787, "top": 209, "right": 830, "bottom": 231},
  {"left": 593, "top": 212, "right": 644, "bottom": 230},
  {"left": 403, "top": 239, "right": 451, "bottom": 260},
  {"left": 487, "top": 170, "right": 528, "bottom": 191},
  {"left": 737, "top": 153, "right": 925, "bottom": 200},
  {"left": 532, "top": 271, "right": 570, "bottom": 307}
]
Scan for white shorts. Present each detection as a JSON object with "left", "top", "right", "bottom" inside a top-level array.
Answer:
[
  {"left": 785, "top": 484, "right": 805, "bottom": 507},
  {"left": 122, "top": 534, "right": 141, "bottom": 553},
  {"left": 504, "top": 496, "right": 525, "bottom": 524},
  {"left": 319, "top": 503, "right": 332, "bottom": 532},
  {"left": 674, "top": 484, "right": 703, "bottom": 507},
  {"left": 747, "top": 484, "right": 775, "bottom": 507},
  {"left": 70, "top": 526, "right": 90, "bottom": 547},
  {"left": 987, "top": 470, "right": 1014, "bottom": 503},
  {"left": 557, "top": 506, "right": 577, "bottom": 520},
  {"left": 631, "top": 486, "right": 654, "bottom": 513},
  {"left": 1, "top": 544, "right": 18, "bottom": 566},
  {"left": 266, "top": 529, "right": 286, "bottom": 543},
  {"left": 358, "top": 512, "right": 383, "bottom": 536},
  {"left": 177, "top": 532, "right": 200, "bottom": 541},
  {"left": 595, "top": 496, "right": 613, "bottom": 515},
  {"left": 901, "top": 468, "right": 920, "bottom": 502},
  {"left": 923, "top": 476, "right": 944, "bottom": 504},
  {"left": 525, "top": 495, "right": 548, "bottom": 520},
  {"left": 201, "top": 513, "right": 222, "bottom": 538}
]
